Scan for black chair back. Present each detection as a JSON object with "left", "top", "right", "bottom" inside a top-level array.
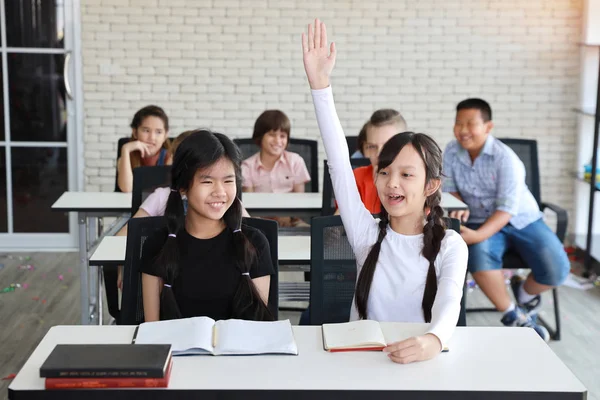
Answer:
[
  {"left": 345, "top": 135, "right": 358, "bottom": 154},
  {"left": 309, "top": 215, "right": 466, "bottom": 326},
  {"left": 498, "top": 138, "right": 541, "bottom": 206},
  {"left": 233, "top": 138, "right": 319, "bottom": 193},
  {"left": 120, "top": 217, "right": 279, "bottom": 325},
  {"left": 321, "top": 158, "right": 371, "bottom": 216},
  {"left": 131, "top": 166, "right": 172, "bottom": 215}
]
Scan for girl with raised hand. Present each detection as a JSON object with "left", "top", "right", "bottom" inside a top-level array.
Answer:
[
  {"left": 140, "top": 130, "right": 273, "bottom": 322},
  {"left": 302, "top": 19, "right": 468, "bottom": 364}
]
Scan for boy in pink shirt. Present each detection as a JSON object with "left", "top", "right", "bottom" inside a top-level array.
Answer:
[{"left": 242, "top": 110, "right": 311, "bottom": 226}]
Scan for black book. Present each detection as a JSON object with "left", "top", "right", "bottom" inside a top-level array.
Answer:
[{"left": 40, "top": 344, "right": 172, "bottom": 378}]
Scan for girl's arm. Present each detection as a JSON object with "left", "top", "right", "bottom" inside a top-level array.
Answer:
[
  {"left": 117, "top": 151, "right": 134, "bottom": 193},
  {"left": 292, "top": 183, "right": 305, "bottom": 193},
  {"left": 427, "top": 232, "right": 469, "bottom": 348},
  {"left": 303, "top": 22, "right": 376, "bottom": 251},
  {"left": 142, "top": 273, "right": 162, "bottom": 322},
  {"left": 251, "top": 276, "right": 270, "bottom": 305}
]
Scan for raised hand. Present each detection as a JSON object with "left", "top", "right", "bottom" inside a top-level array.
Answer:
[{"left": 301, "top": 18, "right": 336, "bottom": 90}]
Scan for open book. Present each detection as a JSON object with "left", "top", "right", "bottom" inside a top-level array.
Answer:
[
  {"left": 322, "top": 320, "right": 449, "bottom": 352},
  {"left": 134, "top": 317, "right": 298, "bottom": 356}
]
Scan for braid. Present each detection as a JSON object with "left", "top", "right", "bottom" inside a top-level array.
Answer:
[
  {"left": 355, "top": 207, "right": 389, "bottom": 319},
  {"left": 421, "top": 190, "right": 445, "bottom": 322}
]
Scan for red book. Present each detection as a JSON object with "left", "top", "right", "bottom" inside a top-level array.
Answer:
[{"left": 45, "top": 359, "right": 172, "bottom": 389}]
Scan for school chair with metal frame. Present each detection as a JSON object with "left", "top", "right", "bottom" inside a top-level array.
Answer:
[
  {"left": 120, "top": 216, "right": 280, "bottom": 325},
  {"left": 308, "top": 215, "right": 467, "bottom": 326},
  {"left": 465, "top": 138, "right": 565, "bottom": 341},
  {"left": 233, "top": 138, "right": 319, "bottom": 193}
]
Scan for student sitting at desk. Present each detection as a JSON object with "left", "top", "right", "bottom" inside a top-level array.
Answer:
[
  {"left": 117, "top": 105, "right": 173, "bottom": 192},
  {"left": 443, "top": 98, "right": 570, "bottom": 342},
  {"left": 140, "top": 130, "right": 274, "bottom": 321},
  {"left": 302, "top": 19, "right": 468, "bottom": 364},
  {"left": 241, "top": 110, "right": 311, "bottom": 227},
  {"left": 352, "top": 109, "right": 408, "bottom": 214}
]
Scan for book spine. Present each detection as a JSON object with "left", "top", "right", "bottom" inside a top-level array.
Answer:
[{"left": 45, "top": 377, "right": 169, "bottom": 389}]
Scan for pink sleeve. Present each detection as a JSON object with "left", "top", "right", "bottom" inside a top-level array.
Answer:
[
  {"left": 139, "top": 187, "right": 169, "bottom": 217},
  {"left": 291, "top": 153, "right": 311, "bottom": 185},
  {"left": 241, "top": 160, "right": 253, "bottom": 188}
]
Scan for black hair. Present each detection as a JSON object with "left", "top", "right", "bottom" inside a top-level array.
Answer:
[
  {"left": 252, "top": 110, "right": 291, "bottom": 146},
  {"left": 151, "top": 129, "right": 273, "bottom": 321},
  {"left": 354, "top": 132, "right": 445, "bottom": 322},
  {"left": 456, "top": 98, "right": 492, "bottom": 122}
]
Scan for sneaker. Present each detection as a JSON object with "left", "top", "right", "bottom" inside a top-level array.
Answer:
[
  {"left": 501, "top": 306, "right": 550, "bottom": 342},
  {"left": 510, "top": 275, "right": 542, "bottom": 315}
]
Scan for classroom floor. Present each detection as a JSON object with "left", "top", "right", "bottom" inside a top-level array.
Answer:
[{"left": 1, "top": 252, "right": 599, "bottom": 400}]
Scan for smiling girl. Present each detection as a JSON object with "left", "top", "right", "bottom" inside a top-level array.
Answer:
[
  {"left": 140, "top": 130, "right": 274, "bottom": 322},
  {"left": 302, "top": 19, "right": 468, "bottom": 364}
]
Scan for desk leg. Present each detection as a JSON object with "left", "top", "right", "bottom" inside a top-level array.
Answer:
[
  {"left": 88, "top": 218, "right": 101, "bottom": 325},
  {"left": 78, "top": 213, "right": 90, "bottom": 325}
]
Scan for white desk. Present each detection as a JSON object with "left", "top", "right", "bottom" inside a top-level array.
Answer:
[
  {"left": 90, "top": 235, "right": 311, "bottom": 266},
  {"left": 52, "top": 192, "right": 132, "bottom": 326},
  {"left": 8, "top": 325, "right": 586, "bottom": 399},
  {"left": 243, "top": 192, "right": 468, "bottom": 216}
]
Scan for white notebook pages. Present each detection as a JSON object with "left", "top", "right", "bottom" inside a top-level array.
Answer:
[
  {"left": 135, "top": 317, "right": 298, "bottom": 356},
  {"left": 322, "top": 321, "right": 449, "bottom": 352}
]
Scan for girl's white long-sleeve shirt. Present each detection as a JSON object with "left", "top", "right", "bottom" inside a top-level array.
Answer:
[{"left": 311, "top": 86, "right": 468, "bottom": 348}]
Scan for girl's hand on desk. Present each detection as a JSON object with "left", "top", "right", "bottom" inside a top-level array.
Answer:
[
  {"left": 383, "top": 334, "right": 442, "bottom": 364},
  {"left": 301, "top": 18, "right": 336, "bottom": 90}
]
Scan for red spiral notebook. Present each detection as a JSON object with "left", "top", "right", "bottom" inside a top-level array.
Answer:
[{"left": 45, "top": 359, "right": 173, "bottom": 389}]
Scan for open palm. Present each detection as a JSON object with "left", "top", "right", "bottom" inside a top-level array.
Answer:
[{"left": 302, "top": 19, "right": 336, "bottom": 90}]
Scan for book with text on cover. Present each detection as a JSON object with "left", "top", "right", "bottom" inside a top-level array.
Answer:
[
  {"left": 135, "top": 317, "right": 298, "bottom": 356},
  {"left": 322, "top": 320, "right": 450, "bottom": 352},
  {"left": 45, "top": 359, "right": 173, "bottom": 389},
  {"left": 39, "top": 344, "right": 172, "bottom": 378}
]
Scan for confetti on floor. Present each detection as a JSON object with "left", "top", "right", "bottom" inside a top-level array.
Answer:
[
  {"left": 1, "top": 374, "right": 16, "bottom": 380},
  {"left": 58, "top": 275, "right": 64, "bottom": 281}
]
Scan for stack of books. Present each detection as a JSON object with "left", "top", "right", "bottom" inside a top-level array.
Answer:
[{"left": 40, "top": 344, "right": 172, "bottom": 389}]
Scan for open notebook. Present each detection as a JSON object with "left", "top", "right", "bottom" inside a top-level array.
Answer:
[
  {"left": 322, "top": 320, "right": 449, "bottom": 352},
  {"left": 134, "top": 317, "right": 298, "bottom": 356}
]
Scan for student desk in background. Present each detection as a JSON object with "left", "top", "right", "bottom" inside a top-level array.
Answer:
[
  {"left": 89, "top": 235, "right": 311, "bottom": 267},
  {"left": 8, "top": 324, "right": 586, "bottom": 400},
  {"left": 243, "top": 192, "right": 468, "bottom": 217},
  {"left": 52, "top": 192, "right": 132, "bottom": 326}
]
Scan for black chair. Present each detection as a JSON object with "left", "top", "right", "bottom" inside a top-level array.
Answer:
[
  {"left": 120, "top": 217, "right": 280, "bottom": 325},
  {"left": 321, "top": 158, "right": 371, "bottom": 216},
  {"left": 233, "top": 138, "right": 319, "bottom": 193},
  {"left": 465, "top": 138, "right": 566, "bottom": 340},
  {"left": 345, "top": 135, "right": 358, "bottom": 154},
  {"left": 131, "top": 166, "right": 172, "bottom": 215},
  {"left": 103, "top": 165, "right": 173, "bottom": 322},
  {"left": 309, "top": 215, "right": 466, "bottom": 326}
]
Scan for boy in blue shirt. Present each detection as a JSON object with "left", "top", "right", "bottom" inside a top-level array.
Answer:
[{"left": 443, "top": 98, "right": 569, "bottom": 342}]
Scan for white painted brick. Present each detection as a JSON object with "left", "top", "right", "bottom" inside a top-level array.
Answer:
[{"left": 80, "top": 0, "right": 580, "bottom": 222}]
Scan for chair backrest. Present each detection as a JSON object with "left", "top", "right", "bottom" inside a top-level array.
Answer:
[
  {"left": 114, "top": 137, "right": 131, "bottom": 192},
  {"left": 321, "top": 158, "right": 371, "bottom": 216},
  {"left": 233, "top": 138, "right": 319, "bottom": 193},
  {"left": 309, "top": 215, "right": 466, "bottom": 326},
  {"left": 131, "top": 166, "right": 172, "bottom": 215},
  {"left": 120, "top": 217, "right": 279, "bottom": 325},
  {"left": 498, "top": 138, "right": 541, "bottom": 206},
  {"left": 121, "top": 216, "right": 167, "bottom": 325},
  {"left": 345, "top": 135, "right": 358, "bottom": 154}
]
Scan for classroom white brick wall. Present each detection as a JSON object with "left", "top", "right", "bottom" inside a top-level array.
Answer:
[{"left": 81, "top": 0, "right": 581, "bottom": 224}]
